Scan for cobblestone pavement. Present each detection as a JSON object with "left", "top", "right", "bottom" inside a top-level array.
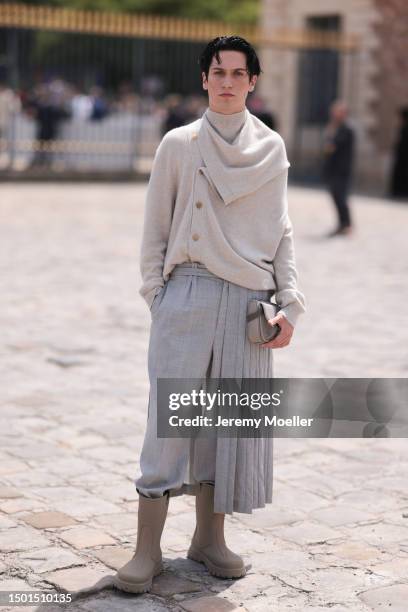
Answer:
[{"left": 1, "top": 183, "right": 407, "bottom": 611}]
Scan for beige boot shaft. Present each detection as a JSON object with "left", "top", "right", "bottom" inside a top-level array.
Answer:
[
  {"left": 188, "top": 483, "right": 246, "bottom": 579},
  {"left": 114, "top": 493, "right": 169, "bottom": 593}
]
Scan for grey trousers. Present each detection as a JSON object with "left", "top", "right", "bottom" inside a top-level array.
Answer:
[{"left": 135, "top": 263, "right": 274, "bottom": 514}]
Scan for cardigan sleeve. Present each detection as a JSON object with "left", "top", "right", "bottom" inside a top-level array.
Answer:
[
  {"left": 271, "top": 170, "right": 306, "bottom": 327},
  {"left": 139, "top": 131, "right": 179, "bottom": 309}
]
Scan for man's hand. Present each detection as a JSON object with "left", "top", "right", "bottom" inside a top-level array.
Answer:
[
  {"left": 261, "top": 313, "right": 294, "bottom": 349},
  {"left": 323, "top": 142, "right": 336, "bottom": 154}
]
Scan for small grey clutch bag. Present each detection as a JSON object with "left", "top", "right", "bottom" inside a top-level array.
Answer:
[{"left": 246, "top": 299, "right": 282, "bottom": 344}]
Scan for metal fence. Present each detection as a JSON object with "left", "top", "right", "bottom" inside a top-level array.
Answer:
[{"left": 0, "top": 3, "right": 359, "bottom": 177}]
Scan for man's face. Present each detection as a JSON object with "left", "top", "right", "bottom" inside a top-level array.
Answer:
[
  {"left": 330, "top": 102, "right": 347, "bottom": 123},
  {"left": 202, "top": 50, "right": 257, "bottom": 114}
]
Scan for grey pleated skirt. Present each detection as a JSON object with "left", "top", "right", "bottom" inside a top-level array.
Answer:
[{"left": 135, "top": 262, "right": 275, "bottom": 514}]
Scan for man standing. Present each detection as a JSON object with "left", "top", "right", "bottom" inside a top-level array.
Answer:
[
  {"left": 115, "top": 35, "right": 305, "bottom": 594},
  {"left": 389, "top": 107, "right": 408, "bottom": 199},
  {"left": 323, "top": 100, "right": 355, "bottom": 237},
  {"left": 0, "top": 81, "right": 21, "bottom": 168}
]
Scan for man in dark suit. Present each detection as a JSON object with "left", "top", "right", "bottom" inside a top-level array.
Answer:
[
  {"left": 322, "top": 100, "right": 355, "bottom": 237},
  {"left": 390, "top": 107, "right": 408, "bottom": 199}
]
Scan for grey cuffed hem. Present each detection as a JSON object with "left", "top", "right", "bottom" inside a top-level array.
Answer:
[
  {"left": 140, "top": 285, "right": 164, "bottom": 310},
  {"left": 279, "top": 302, "right": 305, "bottom": 328}
]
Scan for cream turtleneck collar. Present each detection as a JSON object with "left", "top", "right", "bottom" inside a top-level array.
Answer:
[
  {"left": 205, "top": 106, "right": 247, "bottom": 144},
  {"left": 197, "top": 105, "right": 290, "bottom": 205}
]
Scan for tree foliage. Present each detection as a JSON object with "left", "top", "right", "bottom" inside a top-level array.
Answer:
[{"left": 13, "top": 0, "right": 260, "bottom": 25}]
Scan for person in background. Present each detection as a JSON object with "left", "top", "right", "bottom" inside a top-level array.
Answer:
[
  {"left": 0, "top": 82, "right": 21, "bottom": 167},
  {"left": 26, "top": 81, "right": 71, "bottom": 168},
  {"left": 89, "top": 86, "right": 109, "bottom": 121},
  {"left": 70, "top": 85, "right": 93, "bottom": 121},
  {"left": 322, "top": 100, "right": 355, "bottom": 237},
  {"left": 389, "top": 106, "right": 408, "bottom": 199},
  {"left": 247, "top": 94, "right": 276, "bottom": 131},
  {"left": 161, "top": 95, "right": 206, "bottom": 137}
]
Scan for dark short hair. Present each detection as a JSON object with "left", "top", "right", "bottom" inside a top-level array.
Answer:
[{"left": 198, "top": 36, "right": 262, "bottom": 80}]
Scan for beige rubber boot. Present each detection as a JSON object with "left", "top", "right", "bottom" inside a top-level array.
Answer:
[
  {"left": 187, "top": 483, "right": 246, "bottom": 579},
  {"left": 114, "top": 492, "right": 169, "bottom": 593}
]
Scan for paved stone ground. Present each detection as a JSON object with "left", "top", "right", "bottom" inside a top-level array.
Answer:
[{"left": 0, "top": 183, "right": 407, "bottom": 611}]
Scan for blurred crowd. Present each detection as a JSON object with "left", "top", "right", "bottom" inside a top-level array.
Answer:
[
  {"left": 0, "top": 78, "right": 407, "bottom": 206},
  {"left": 0, "top": 77, "right": 277, "bottom": 157}
]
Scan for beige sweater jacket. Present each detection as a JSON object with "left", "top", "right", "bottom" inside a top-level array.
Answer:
[{"left": 139, "top": 106, "right": 306, "bottom": 327}]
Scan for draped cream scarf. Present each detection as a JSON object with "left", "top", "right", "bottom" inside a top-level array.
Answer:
[{"left": 197, "top": 107, "right": 290, "bottom": 206}]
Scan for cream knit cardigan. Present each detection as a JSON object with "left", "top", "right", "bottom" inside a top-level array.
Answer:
[{"left": 139, "top": 107, "right": 306, "bottom": 327}]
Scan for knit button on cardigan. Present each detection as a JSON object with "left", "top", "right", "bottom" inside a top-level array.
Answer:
[{"left": 139, "top": 106, "right": 306, "bottom": 327}]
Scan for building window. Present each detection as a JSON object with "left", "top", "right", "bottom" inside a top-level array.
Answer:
[{"left": 297, "top": 15, "right": 341, "bottom": 125}]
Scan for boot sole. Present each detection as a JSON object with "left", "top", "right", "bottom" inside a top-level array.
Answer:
[
  {"left": 113, "top": 562, "right": 163, "bottom": 594},
  {"left": 187, "top": 547, "right": 246, "bottom": 579}
]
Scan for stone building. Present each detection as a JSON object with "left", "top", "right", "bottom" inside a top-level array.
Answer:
[{"left": 259, "top": 0, "right": 408, "bottom": 194}]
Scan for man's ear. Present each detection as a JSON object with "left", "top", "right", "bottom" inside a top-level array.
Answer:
[
  {"left": 249, "top": 75, "right": 258, "bottom": 91},
  {"left": 202, "top": 72, "right": 208, "bottom": 90}
]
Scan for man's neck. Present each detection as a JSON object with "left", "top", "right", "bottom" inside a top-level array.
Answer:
[{"left": 208, "top": 104, "right": 246, "bottom": 115}]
